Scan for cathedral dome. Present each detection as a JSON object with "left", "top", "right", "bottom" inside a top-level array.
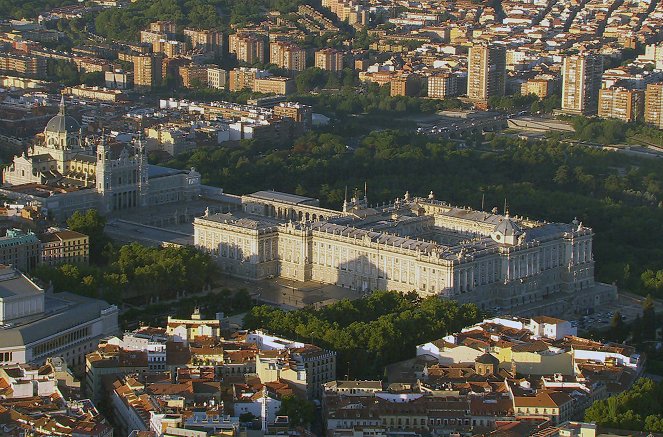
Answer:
[{"left": 45, "top": 97, "right": 80, "bottom": 134}]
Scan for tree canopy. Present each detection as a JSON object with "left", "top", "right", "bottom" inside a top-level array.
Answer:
[
  {"left": 243, "top": 290, "right": 481, "bottom": 379},
  {"left": 33, "top": 242, "right": 218, "bottom": 305},
  {"left": 585, "top": 378, "right": 663, "bottom": 432},
  {"left": 163, "top": 130, "right": 663, "bottom": 298}
]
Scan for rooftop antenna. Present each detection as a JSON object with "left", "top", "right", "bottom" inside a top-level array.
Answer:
[
  {"left": 481, "top": 193, "right": 485, "bottom": 211},
  {"left": 364, "top": 181, "right": 368, "bottom": 200}
]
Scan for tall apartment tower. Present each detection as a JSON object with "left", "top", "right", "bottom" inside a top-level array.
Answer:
[
  {"left": 270, "top": 41, "right": 307, "bottom": 72},
  {"left": 315, "top": 48, "right": 343, "bottom": 72},
  {"left": 228, "top": 33, "right": 266, "bottom": 64},
  {"left": 428, "top": 72, "right": 458, "bottom": 98},
  {"left": 561, "top": 53, "right": 603, "bottom": 115},
  {"left": 467, "top": 44, "right": 506, "bottom": 102},
  {"left": 133, "top": 54, "right": 163, "bottom": 90},
  {"left": 598, "top": 87, "right": 644, "bottom": 122},
  {"left": 645, "top": 83, "right": 663, "bottom": 129}
]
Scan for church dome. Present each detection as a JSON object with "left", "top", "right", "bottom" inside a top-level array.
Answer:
[
  {"left": 45, "top": 97, "right": 80, "bottom": 134},
  {"left": 45, "top": 114, "right": 80, "bottom": 133}
]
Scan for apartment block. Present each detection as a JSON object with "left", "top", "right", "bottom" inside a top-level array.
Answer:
[
  {"left": 133, "top": 54, "right": 163, "bottom": 90},
  {"left": 0, "top": 228, "right": 40, "bottom": 272},
  {"left": 645, "top": 82, "right": 663, "bottom": 129},
  {"left": 561, "top": 53, "right": 603, "bottom": 115},
  {"left": 273, "top": 102, "right": 313, "bottom": 128},
  {"left": 390, "top": 74, "right": 420, "bottom": 97},
  {"left": 315, "top": 48, "right": 343, "bottom": 72},
  {"left": 253, "top": 76, "right": 296, "bottom": 95},
  {"left": 228, "top": 33, "right": 266, "bottom": 64},
  {"left": 207, "top": 67, "right": 227, "bottom": 89},
  {"left": 521, "top": 75, "right": 558, "bottom": 98},
  {"left": 428, "top": 72, "right": 458, "bottom": 98},
  {"left": 105, "top": 69, "right": 133, "bottom": 89},
  {"left": 228, "top": 67, "right": 270, "bottom": 91},
  {"left": 0, "top": 52, "right": 47, "bottom": 78},
  {"left": 598, "top": 87, "right": 644, "bottom": 122},
  {"left": 183, "top": 28, "right": 223, "bottom": 54},
  {"left": 179, "top": 64, "right": 209, "bottom": 88},
  {"left": 149, "top": 21, "right": 176, "bottom": 34},
  {"left": 39, "top": 229, "right": 89, "bottom": 267},
  {"left": 270, "top": 41, "right": 307, "bottom": 72},
  {"left": 467, "top": 44, "right": 506, "bottom": 102}
]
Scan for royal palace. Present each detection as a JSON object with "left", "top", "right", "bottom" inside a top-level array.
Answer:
[{"left": 194, "top": 190, "right": 615, "bottom": 316}]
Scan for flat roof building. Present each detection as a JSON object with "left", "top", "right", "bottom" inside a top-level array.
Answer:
[{"left": 0, "top": 265, "right": 118, "bottom": 368}]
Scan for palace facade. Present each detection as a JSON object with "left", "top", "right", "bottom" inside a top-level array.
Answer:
[{"left": 194, "top": 190, "right": 615, "bottom": 316}]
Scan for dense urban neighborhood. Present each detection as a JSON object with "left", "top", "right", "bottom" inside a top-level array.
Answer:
[{"left": 0, "top": 0, "right": 662, "bottom": 435}]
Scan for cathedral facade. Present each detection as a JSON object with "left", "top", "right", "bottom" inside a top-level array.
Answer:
[{"left": 2, "top": 99, "right": 201, "bottom": 220}]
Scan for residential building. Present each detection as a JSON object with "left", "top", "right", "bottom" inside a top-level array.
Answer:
[
  {"left": 0, "top": 361, "right": 112, "bottom": 437},
  {"left": 467, "top": 44, "right": 506, "bottom": 102},
  {"left": 85, "top": 345, "right": 149, "bottom": 403},
  {"left": 64, "top": 85, "right": 126, "bottom": 102},
  {"left": 178, "top": 64, "right": 209, "bottom": 88},
  {"left": 270, "top": 41, "right": 307, "bottom": 72},
  {"left": 39, "top": 228, "right": 89, "bottom": 266},
  {"left": 253, "top": 76, "right": 295, "bottom": 95},
  {"left": 0, "top": 52, "right": 47, "bottom": 78},
  {"left": 598, "top": 87, "right": 644, "bottom": 122},
  {"left": 149, "top": 21, "right": 176, "bottom": 34},
  {"left": 561, "top": 53, "right": 603, "bottom": 115},
  {"left": 228, "top": 33, "right": 266, "bottom": 64},
  {"left": 428, "top": 72, "right": 458, "bottom": 98},
  {"left": 0, "top": 264, "right": 119, "bottom": 367},
  {"left": 105, "top": 69, "right": 133, "bottom": 89},
  {"left": 133, "top": 54, "right": 163, "bottom": 90},
  {"left": 248, "top": 331, "right": 336, "bottom": 399},
  {"left": 166, "top": 307, "right": 222, "bottom": 342},
  {"left": 0, "top": 228, "right": 40, "bottom": 271},
  {"left": 228, "top": 67, "right": 270, "bottom": 91},
  {"left": 521, "top": 75, "right": 558, "bottom": 98},
  {"left": 207, "top": 67, "right": 227, "bottom": 89},
  {"left": 390, "top": 74, "right": 421, "bottom": 97},
  {"left": 513, "top": 390, "right": 574, "bottom": 425},
  {"left": 315, "top": 48, "right": 343, "bottom": 72},
  {"left": 645, "top": 82, "right": 663, "bottom": 129},
  {"left": 273, "top": 102, "right": 312, "bottom": 129},
  {"left": 183, "top": 28, "right": 222, "bottom": 55}
]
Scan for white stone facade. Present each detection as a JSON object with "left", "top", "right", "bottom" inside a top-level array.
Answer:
[{"left": 194, "top": 191, "right": 615, "bottom": 316}]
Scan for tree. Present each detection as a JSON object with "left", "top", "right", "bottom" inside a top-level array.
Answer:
[
  {"left": 610, "top": 311, "right": 625, "bottom": 342},
  {"left": 585, "top": 378, "right": 663, "bottom": 432},
  {"left": 67, "top": 209, "right": 108, "bottom": 263},
  {"left": 642, "top": 295, "right": 657, "bottom": 340},
  {"left": 277, "top": 395, "right": 315, "bottom": 427}
]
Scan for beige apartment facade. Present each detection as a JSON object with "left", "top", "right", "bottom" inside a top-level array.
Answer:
[
  {"left": 228, "top": 33, "right": 266, "bottom": 64},
  {"left": 428, "top": 72, "right": 458, "bottom": 98},
  {"left": 467, "top": 44, "right": 506, "bottom": 102},
  {"left": 315, "top": 48, "right": 343, "bottom": 72},
  {"left": 645, "top": 82, "right": 663, "bottom": 129},
  {"left": 561, "top": 53, "right": 603, "bottom": 115},
  {"left": 270, "top": 41, "right": 307, "bottom": 72},
  {"left": 598, "top": 87, "right": 644, "bottom": 122}
]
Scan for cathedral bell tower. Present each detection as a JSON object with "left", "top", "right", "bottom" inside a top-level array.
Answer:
[
  {"left": 95, "top": 135, "right": 112, "bottom": 213},
  {"left": 137, "top": 134, "right": 149, "bottom": 207}
]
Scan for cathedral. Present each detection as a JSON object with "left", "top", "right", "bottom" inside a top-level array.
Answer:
[{"left": 1, "top": 98, "right": 202, "bottom": 220}]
